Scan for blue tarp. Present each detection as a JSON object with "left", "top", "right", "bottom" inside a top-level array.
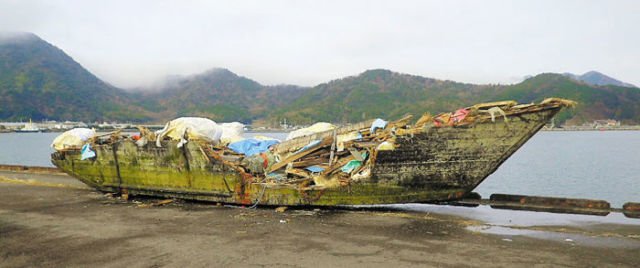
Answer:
[
  {"left": 293, "top": 139, "right": 322, "bottom": 154},
  {"left": 305, "top": 165, "right": 325, "bottom": 173},
  {"left": 266, "top": 172, "right": 286, "bottom": 182},
  {"left": 341, "top": 152, "right": 368, "bottom": 173},
  {"left": 370, "top": 118, "right": 388, "bottom": 133},
  {"left": 81, "top": 144, "right": 96, "bottom": 160},
  {"left": 228, "top": 139, "right": 280, "bottom": 156},
  {"left": 340, "top": 160, "right": 362, "bottom": 173}
]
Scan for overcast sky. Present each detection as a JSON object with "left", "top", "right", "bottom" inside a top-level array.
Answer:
[{"left": 1, "top": 0, "right": 639, "bottom": 88}]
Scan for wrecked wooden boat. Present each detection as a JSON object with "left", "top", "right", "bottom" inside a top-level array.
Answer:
[{"left": 51, "top": 98, "right": 575, "bottom": 206}]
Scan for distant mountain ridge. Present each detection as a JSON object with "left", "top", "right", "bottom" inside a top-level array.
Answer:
[
  {"left": 562, "top": 71, "right": 636, "bottom": 88},
  {"left": 0, "top": 32, "right": 150, "bottom": 122},
  {"left": 270, "top": 70, "right": 640, "bottom": 126},
  {"left": 133, "top": 68, "right": 310, "bottom": 123},
  {"left": 1, "top": 32, "right": 639, "bottom": 126},
  {"left": 269, "top": 69, "right": 489, "bottom": 124},
  {"left": 489, "top": 73, "right": 640, "bottom": 125}
]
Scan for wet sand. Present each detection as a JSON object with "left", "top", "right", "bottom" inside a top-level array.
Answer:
[{"left": 1, "top": 171, "right": 639, "bottom": 267}]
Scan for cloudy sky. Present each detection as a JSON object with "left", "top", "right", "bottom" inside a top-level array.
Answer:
[{"left": 1, "top": 0, "right": 638, "bottom": 88}]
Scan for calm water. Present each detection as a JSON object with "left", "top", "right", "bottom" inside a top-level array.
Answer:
[
  {"left": 475, "top": 131, "right": 640, "bottom": 207},
  {"left": 0, "top": 131, "right": 638, "bottom": 207}
]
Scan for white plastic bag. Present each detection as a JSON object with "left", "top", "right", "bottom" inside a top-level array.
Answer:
[
  {"left": 286, "top": 122, "right": 336, "bottom": 140},
  {"left": 51, "top": 128, "right": 96, "bottom": 151},
  {"left": 155, "top": 117, "right": 223, "bottom": 148},
  {"left": 220, "top": 122, "right": 245, "bottom": 144}
]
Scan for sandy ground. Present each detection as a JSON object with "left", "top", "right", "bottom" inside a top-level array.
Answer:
[{"left": 1, "top": 171, "right": 639, "bottom": 267}]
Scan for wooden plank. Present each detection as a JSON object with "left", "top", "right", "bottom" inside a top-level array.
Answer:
[
  {"left": 469, "top": 100, "right": 517, "bottom": 110},
  {"left": 286, "top": 168, "right": 311, "bottom": 178},
  {"left": 268, "top": 138, "right": 331, "bottom": 172},
  {"left": 321, "top": 155, "right": 355, "bottom": 175},
  {"left": 291, "top": 158, "right": 328, "bottom": 168},
  {"left": 273, "top": 120, "right": 374, "bottom": 154},
  {"left": 349, "top": 141, "right": 379, "bottom": 148},
  {"left": 388, "top": 114, "right": 413, "bottom": 128}
]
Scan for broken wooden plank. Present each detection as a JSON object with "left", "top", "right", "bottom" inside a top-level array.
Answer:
[
  {"left": 469, "top": 100, "right": 518, "bottom": 110},
  {"left": 273, "top": 120, "right": 375, "bottom": 154},
  {"left": 394, "top": 127, "right": 424, "bottom": 136},
  {"left": 286, "top": 168, "right": 311, "bottom": 178},
  {"left": 349, "top": 141, "right": 379, "bottom": 148},
  {"left": 137, "top": 199, "right": 174, "bottom": 208},
  {"left": 349, "top": 148, "right": 364, "bottom": 161},
  {"left": 291, "top": 158, "right": 329, "bottom": 168},
  {"left": 269, "top": 138, "right": 331, "bottom": 172},
  {"left": 414, "top": 112, "right": 433, "bottom": 128},
  {"left": 321, "top": 155, "right": 355, "bottom": 175},
  {"left": 387, "top": 114, "right": 414, "bottom": 129}
]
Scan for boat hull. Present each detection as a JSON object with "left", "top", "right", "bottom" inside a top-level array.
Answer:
[{"left": 52, "top": 105, "right": 562, "bottom": 206}]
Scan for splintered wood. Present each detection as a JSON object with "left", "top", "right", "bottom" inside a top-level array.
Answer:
[
  {"left": 257, "top": 115, "right": 421, "bottom": 186},
  {"left": 194, "top": 98, "right": 576, "bottom": 188}
]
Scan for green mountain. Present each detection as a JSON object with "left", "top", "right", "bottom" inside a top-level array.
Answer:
[
  {"left": 0, "top": 32, "right": 149, "bottom": 122},
  {"left": 1, "top": 33, "right": 638, "bottom": 126},
  {"left": 269, "top": 69, "right": 493, "bottom": 124},
  {"left": 489, "top": 73, "right": 640, "bottom": 125},
  {"left": 269, "top": 70, "right": 640, "bottom": 125},
  {"left": 563, "top": 71, "right": 636, "bottom": 88},
  {"left": 135, "top": 68, "right": 309, "bottom": 123}
]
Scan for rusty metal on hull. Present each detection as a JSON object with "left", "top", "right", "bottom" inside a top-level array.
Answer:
[{"left": 51, "top": 100, "right": 569, "bottom": 206}]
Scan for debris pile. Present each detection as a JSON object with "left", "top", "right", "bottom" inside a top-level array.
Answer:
[
  {"left": 52, "top": 98, "right": 577, "bottom": 190},
  {"left": 194, "top": 98, "right": 576, "bottom": 189},
  {"left": 196, "top": 114, "right": 414, "bottom": 189}
]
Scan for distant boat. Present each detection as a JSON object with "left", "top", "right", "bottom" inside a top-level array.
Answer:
[{"left": 16, "top": 119, "right": 42, "bottom": 133}]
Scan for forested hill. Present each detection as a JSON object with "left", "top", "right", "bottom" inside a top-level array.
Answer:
[
  {"left": 1, "top": 32, "right": 639, "bottom": 125},
  {"left": 269, "top": 70, "right": 640, "bottom": 126},
  {"left": 269, "top": 69, "right": 494, "bottom": 124},
  {"left": 0, "top": 32, "right": 150, "bottom": 122},
  {"left": 133, "top": 68, "right": 309, "bottom": 123},
  {"left": 488, "top": 73, "right": 640, "bottom": 125}
]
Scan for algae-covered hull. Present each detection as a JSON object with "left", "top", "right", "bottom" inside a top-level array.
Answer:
[{"left": 52, "top": 100, "right": 569, "bottom": 206}]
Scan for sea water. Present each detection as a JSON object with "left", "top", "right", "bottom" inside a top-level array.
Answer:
[{"left": 0, "top": 131, "right": 638, "bottom": 207}]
